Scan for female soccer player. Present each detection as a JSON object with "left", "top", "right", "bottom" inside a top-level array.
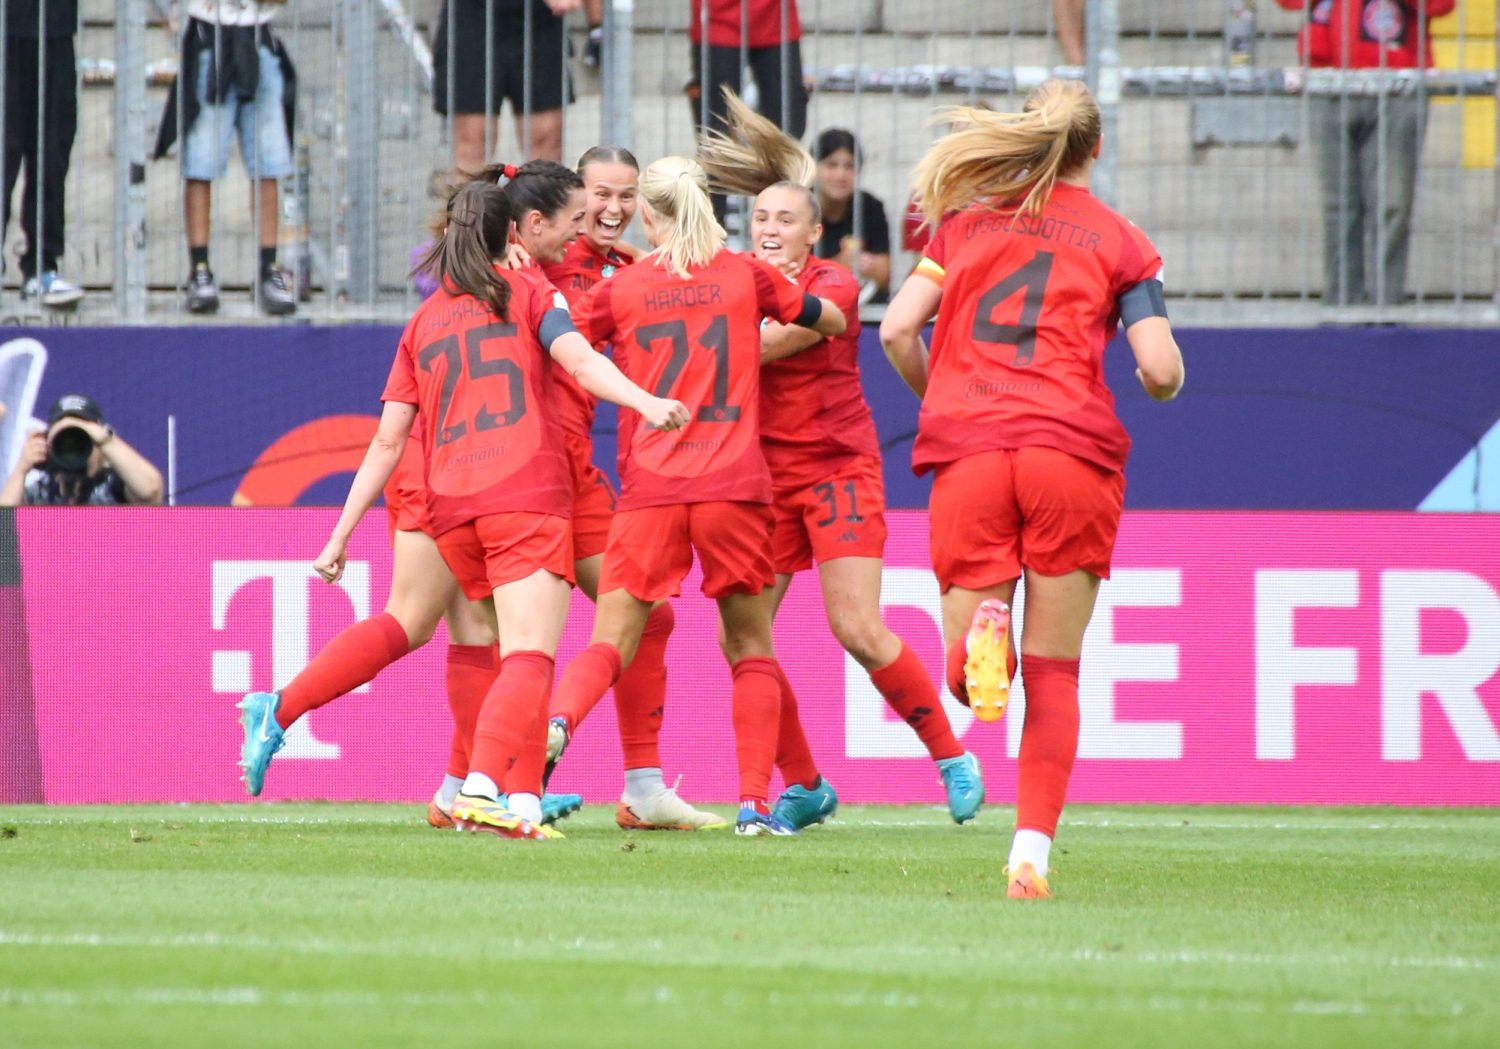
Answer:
[
  {"left": 880, "top": 80, "right": 1184, "bottom": 897},
  {"left": 247, "top": 176, "right": 687, "bottom": 840},
  {"left": 696, "top": 93, "right": 984, "bottom": 829},
  {"left": 535, "top": 148, "right": 720, "bottom": 832},
  {"left": 547, "top": 154, "right": 848, "bottom": 835}
]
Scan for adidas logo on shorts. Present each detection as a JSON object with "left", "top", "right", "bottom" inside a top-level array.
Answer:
[{"left": 837, "top": 529, "right": 859, "bottom": 543}]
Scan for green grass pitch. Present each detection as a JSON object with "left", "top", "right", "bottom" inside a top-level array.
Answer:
[{"left": 1, "top": 803, "right": 1496, "bottom": 1048}]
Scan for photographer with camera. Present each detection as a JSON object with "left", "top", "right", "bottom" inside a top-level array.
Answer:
[{"left": 0, "top": 395, "right": 164, "bottom": 507}]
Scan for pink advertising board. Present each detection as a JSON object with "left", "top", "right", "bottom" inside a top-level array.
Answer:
[{"left": 3, "top": 509, "right": 1498, "bottom": 806}]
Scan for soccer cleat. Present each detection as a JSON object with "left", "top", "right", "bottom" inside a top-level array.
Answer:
[
  {"left": 615, "top": 783, "right": 728, "bottom": 831},
  {"left": 541, "top": 792, "right": 584, "bottom": 825},
  {"left": 735, "top": 805, "right": 799, "bottom": 836},
  {"left": 236, "top": 691, "right": 286, "bottom": 797},
  {"left": 451, "top": 793, "right": 561, "bottom": 840},
  {"left": 963, "top": 599, "right": 1013, "bottom": 722},
  {"left": 1005, "top": 862, "right": 1052, "bottom": 900},
  {"left": 770, "top": 778, "right": 838, "bottom": 830},
  {"left": 542, "top": 716, "right": 570, "bottom": 787},
  {"left": 426, "top": 788, "right": 455, "bottom": 829},
  {"left": 936, "top": 752, "right": 984, "bottom": 824}
]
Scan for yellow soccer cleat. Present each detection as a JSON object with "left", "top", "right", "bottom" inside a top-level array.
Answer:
[
  {"left": 1005, "top": 862, "right": 1051, "bottom": 900},
  {"left": 452, "top": 793, "right": 563, "bottom": 840},
  {"left": 963, "top": 599, "right": 1013, "bottom": 722}
]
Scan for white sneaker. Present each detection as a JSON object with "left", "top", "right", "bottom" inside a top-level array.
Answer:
[
  {"left": 22, "top": 270, "right": 84, "bottom": 308},
  {"left": 615, "top": 783, "right": 728, "bottom": 831}
]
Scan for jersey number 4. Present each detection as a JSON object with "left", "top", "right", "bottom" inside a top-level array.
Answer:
[
  {"left": 971, "top": 250, "right": 1054, "bottom": 366},
  {"left": 418, "top": 322, "right": 528, "bottom": 446},
  {"left": 637, "top": 314, "right": 740, "bottom": 422}
]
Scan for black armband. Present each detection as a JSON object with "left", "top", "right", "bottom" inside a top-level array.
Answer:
[
  {"left": 537, "top": 308, "right": 577, "bottom": 350},
  {"left": 1118, "top": 279, "right": 1168, "bottom": 327},
  {"left": 791, "top": 292, "right": 823, "bottom": 330}
]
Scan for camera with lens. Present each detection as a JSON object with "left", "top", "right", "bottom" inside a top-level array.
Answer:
[{"left": 47, "top": 423, "right": 96, "bottom": 473}]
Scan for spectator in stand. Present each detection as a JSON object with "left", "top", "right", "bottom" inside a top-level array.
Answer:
[
  {"left": 3, "top": 0, "right": 84, "bottom": 307},
  {"left": 1054, "top": 0, "right": 1085, "bottom": 66},
  {"left": 813, "top": 129, "right": 890, "bottom": 303},
  {"left": 433, "top": 0, "right": 583, "bottom": 170},
  {"left": 1, "top": 395, "right": 164, "bottom": 507},
  {"left": 1276, "top": 0, "right": 1455, "bottom": 306},
  {"left": 687, "top": 0, "right": 806, "bottom": 142},
  {"left": 156, "top": 0, "right": 299, "bottom": 316}
]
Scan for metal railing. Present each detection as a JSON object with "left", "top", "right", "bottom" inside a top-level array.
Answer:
[{"left": 0, "top": 0, "right": 1494, "bottom": 325}]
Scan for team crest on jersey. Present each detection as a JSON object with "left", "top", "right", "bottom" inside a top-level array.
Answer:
[
  {"left": 1361, "top": 0, "right": 1406, "bottom": 45},
  {"left": 601, "top": 264, "right": 617, "bottom": 278}
]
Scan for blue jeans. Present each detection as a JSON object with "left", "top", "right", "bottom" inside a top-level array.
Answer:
[{"left": 181, "top": 44, "right": 292, "bottom": 181}]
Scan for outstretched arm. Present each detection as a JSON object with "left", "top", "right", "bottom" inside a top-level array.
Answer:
[
  {"left": 880, "top": 273, "right": 942, "bottom": 398},
  {"left": 313, "top": 401, "right": 417, "bottom": 583}
]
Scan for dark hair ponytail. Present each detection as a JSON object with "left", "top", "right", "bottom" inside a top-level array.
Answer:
[
  {"left": 482, "top": 159, "right": 585, "bottom": 221},
  {"left": 414, "top": 179, "right": 515, "bottom": 319}
]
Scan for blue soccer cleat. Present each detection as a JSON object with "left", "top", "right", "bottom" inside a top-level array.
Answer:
[
  {"left": 541, "top": 792, "right": 583, "bottom": 825},
  {"left": 937, "top": 751, "right": 984, "bottom": 824},
  {"left": 770, "top": 778, "right": 838, "bottom": 830},
  {"left": 237, "top": 691, "right": 286, "bottom": 797},
  {"left": 735, "top": 805, "right": 799, "bottom": 836}
]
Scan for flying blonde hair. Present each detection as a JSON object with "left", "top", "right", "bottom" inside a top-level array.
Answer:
[
  {"left": 638, "top": 155, "right": 726, "bottom": 278},
  {"left": 697, "top": 88, "right": 816, "bottom": 193},
  {"left": 911, "top": 78, "right": 1101, "bottom": 230}
]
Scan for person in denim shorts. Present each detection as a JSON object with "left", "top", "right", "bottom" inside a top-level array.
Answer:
[{"left": 175, "top": 1, "right": 297, "bottom": 315}]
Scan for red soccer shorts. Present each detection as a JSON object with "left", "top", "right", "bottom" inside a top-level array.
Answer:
[
  {"left": 384, "top": 444, "right": 434, "bottom": 543},
  {"left": 770, "top": 455, "right": 888, "bottom": 576},
  {"left": 436, "top": 511, "right": 575, "bottom": 600},
  {"left": 600, "top": 501, "right": 774, "bottom": 602},
  {"left": 565, "top": 431, "right": 617, "bottom": 562},
  {"left": 929, "top": 446, "right": 1124, "bottom": 591}
]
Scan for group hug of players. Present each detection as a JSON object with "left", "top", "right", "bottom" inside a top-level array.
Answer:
[{"left": 236, "top": 78, "right": 1184, "bottom": 901}]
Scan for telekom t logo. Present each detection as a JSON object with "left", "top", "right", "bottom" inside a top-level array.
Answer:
[{"left": 210, "top": 560, "right": 371, "bottom": 760}]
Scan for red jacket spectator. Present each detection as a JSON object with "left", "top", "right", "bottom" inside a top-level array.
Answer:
[
  {"left": 690, "top": 0, "right": 800, "bottom": 49},
  {"left": 1275, "top": 1, "right": 1456, "bottom": 69}
]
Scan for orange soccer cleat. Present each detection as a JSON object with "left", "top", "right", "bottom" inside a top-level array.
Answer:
[
  {"left": 425, "top": 789, "right": 454, "bottom": 830},
  {"left": 1005, "top": 862, "right": 1052, "bottom": 900}
]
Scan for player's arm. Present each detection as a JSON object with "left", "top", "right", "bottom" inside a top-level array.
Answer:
[
  {"left": 314, "top": 400, "right": 416, "bottom": 583},
  {"left": 880, "top": 266, "right": 942, "bottom": 398},
  {"left": 760, "top": 320, "right": 824, "bottom": 364},
  {"left": 1119, "top": 278, "right": 1184, "bottom": 402}
]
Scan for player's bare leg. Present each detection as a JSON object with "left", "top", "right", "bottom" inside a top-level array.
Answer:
[{"left": 821, "top": 556, "right": 982, "bottom": 822}]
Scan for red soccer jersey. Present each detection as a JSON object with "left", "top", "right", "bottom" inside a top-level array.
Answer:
[
  {"left": 542, "top": 241, "right": 634, "bottom": 439},
  {"left": 689, "top": 0, "right": 801, "bottom": 48},
  {"left": 573, "top": 248, "right": 814, "bottom": 511},
  {"left": 759, "top": 256, "right": 879, "bottom": 491},
  {"left": 382, "top": 267, "right": 573, "bottom": 535},
  {"left": 1275, "top": 1, "right": 1454, "bottom": 69},
  {"left": 911, "top": 182, "right": 1163, "bottom": 476}
]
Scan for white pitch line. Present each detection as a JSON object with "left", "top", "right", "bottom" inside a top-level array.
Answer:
[
  {"left": 3, "top": 930, "right": 1494, "bottom": 977},
  {"left": 0, "top": 985, "right": 1474, "bottom": 1021}
]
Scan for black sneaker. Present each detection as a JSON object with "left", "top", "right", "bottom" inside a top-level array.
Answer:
[
  {"left": 186, "top": 265, "right": 220, "bottom": 314},
  {"left": 259, "top": 268, "right": 297, "bottom": 316}
]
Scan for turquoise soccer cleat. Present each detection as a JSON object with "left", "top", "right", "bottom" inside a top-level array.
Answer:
[
  {"left": 770, "top": 777, "right": 838, "bottom": 830},
  {"left": 937, "top": 751, "right": 984, "bottom": 824},
  {"left": 493, "top": 792, "right": 583, "bottom": 826},
  {"left": 237, "top": 691, "right": 286, "bottom": 797}
]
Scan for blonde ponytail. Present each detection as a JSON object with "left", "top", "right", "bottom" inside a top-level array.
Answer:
[
  {"left": 639, "top": 155, "right": 725, "bottom": 278},
  {"left": 911, "top": 78, "right": 1100, "bottom": 230},
  {"left": 697, "top": 88, "right": 816, "bottom": 196}
]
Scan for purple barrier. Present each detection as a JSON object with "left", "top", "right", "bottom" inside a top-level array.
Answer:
[
  {"left": 8, "top": 508, "right": 1498, "bottom": 806},
  {"left": 3, "top": 326, "right": 1497, "bottom": 511}
]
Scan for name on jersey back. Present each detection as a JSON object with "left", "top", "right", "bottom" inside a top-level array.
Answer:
[
  {"left": 964, "top": 213, "right": 1101, "bottom": 254},
  {"left": 644, "top": 284, "right": 725, "bottom": 312}
]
